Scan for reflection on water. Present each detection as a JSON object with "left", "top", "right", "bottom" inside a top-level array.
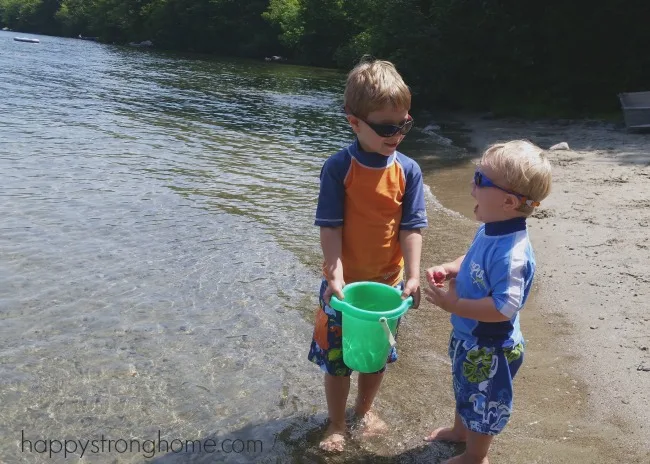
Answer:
[{"left": 0, "top": 31, "right": 476, "bottom": 462}]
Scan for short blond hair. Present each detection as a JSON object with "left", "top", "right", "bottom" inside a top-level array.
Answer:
[
  {"left": 343, "top": 58, "right": 411, "bottom": 119},
  {"left": 481, "top": 140, "right": 552, "bottom": 216}
]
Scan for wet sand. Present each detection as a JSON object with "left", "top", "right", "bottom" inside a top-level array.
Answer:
[
  {"left": 312, "top": 117, "right": 650, "bottom": 463},
  {"left": 223, "top": 116, "right": 650, "bottom": 464},
  {"left": 278, "top": 118, "right": 650, "bottom": 463}
]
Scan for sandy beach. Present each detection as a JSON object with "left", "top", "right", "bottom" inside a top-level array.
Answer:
[
  {"left": 308, "top": 117, "right": 649, "bottom": 464},
  {"left": 436, "top": 115, "right": 650, "bottom": 463},
  {"left": 308, "top": 116, "right": 650, "bottom": 464}
]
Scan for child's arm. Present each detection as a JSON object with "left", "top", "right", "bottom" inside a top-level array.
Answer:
[
  {"left": 443, "top": 255, "right": 465, "bottom": 277},
  {"left": 398, "top": 157, "right": 428, "bottom": 308},
  {"left": 425, "top": 254, "right": 465, "bottom": 286},
  {"left": 320, "top": 226, "right": 344, "bottom": 305},
  {"left": 424, "top": 279, "right": 511, "bottom": 322},
  {"left": 399, "top": 229, "right": 422, "bottom": 308},
  {"left": 314, "top": 151, "right": 348, "bottom": 305}
]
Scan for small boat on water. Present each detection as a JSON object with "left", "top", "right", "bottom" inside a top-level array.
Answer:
[
  {"left": 14, "top": 37, "right": 40, "bottom": 43},
  {"left": 618, "top": 91, "right": 650, "bottom": 131}
]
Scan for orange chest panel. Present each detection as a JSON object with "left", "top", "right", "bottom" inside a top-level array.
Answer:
[{"left": 343, "top": 158, "right": 405, "bottom": 218}]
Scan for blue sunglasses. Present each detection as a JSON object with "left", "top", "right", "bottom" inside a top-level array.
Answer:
[{"left": 474, "top": 170, "right": 540, "bottom": 207}]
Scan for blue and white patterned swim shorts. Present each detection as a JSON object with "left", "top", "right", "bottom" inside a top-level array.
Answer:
[{"left": 449, "top": 334, "right": 524, "bottom": 435}]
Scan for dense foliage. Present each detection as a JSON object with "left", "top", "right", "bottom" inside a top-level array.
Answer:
[{"left": 2, "top": 0, "right": 649, "bottom": 114}]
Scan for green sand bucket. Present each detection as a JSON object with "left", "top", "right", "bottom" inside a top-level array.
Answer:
[{"left": 329, "top": 281, "right": 413, "bottom": 373}]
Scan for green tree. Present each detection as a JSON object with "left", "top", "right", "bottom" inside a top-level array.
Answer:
[
  {"left": 263, "top": 0, "right": 302, "bottom": 50},
  {"left": 2, "top": 0, "right": 649, "bottom": 114},
  {"left": 1, "top": 0, "right": 62, "bottom": 34}
]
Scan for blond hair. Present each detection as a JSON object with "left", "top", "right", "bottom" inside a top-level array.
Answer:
[
  {"left": 481, "top": 140, "right": 552, "bottom": 216},
  {"left": 343, "top": 58, "right": 411, "bottom": 118}
]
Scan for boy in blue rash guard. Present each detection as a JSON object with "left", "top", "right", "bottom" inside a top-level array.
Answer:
[{"left": 423, "top": 140, "right": 552, "bottom": 464}]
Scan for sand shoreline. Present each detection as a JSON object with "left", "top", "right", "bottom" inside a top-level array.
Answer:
[
  {"left": 448, "top": 114, "right": 650, "bottom": 462},
  {"left": 295, "top": 114, "right": 649, "bottom": 463}
]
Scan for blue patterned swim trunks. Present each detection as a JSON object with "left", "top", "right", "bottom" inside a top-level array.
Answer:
[
  {"left": 449, "top": 334, "right": 524, "bottom": 435},
  {"left": 307, "top": 279, "right": 403, "bottom": 376}
]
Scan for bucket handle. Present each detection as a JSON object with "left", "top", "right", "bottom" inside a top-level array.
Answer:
[{"left": 378, "top": 317, "right": 396, "bottom": 348}]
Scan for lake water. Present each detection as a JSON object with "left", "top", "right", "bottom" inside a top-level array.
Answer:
[{"left": 0, "top": 31, "right": 479, "bottom": 463}]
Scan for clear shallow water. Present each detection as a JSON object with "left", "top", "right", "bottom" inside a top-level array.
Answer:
[{"left": 0, "top": 31, "right": 476, "bottom": 463}]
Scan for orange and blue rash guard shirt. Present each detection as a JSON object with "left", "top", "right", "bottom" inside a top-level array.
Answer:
[{"left": 315, "top": 140, "right": 428, "bottom": 286}]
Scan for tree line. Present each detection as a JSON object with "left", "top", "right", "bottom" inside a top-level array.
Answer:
[{"left": 2, "top": 0, "right": 649, "bottom": 115}]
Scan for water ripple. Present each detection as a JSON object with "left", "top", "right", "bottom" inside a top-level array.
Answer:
[{"left": 0, "top": 32, "right": 349, "bottom": 463}]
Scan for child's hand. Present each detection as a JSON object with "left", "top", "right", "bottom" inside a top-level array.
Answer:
[
  {"left": 424, "top": 278, "right": 459, "bottom": 313},
  {"left": 425, "top": 265, "right": 447, "bottom": 288},
  {"left": 401, "top": 277, "right": 421, "bottom": 309},
  {"left": 323, "top": 279, "right": 345, "bottom": 306}
]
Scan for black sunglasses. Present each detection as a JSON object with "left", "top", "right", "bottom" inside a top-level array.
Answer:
[{"left": 358, "top": 114, "right": 414, "bottom": 138}]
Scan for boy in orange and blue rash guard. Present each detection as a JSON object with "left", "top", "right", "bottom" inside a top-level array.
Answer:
[{"left": 307, "top": 58, "right": 428, "bottom": 452}]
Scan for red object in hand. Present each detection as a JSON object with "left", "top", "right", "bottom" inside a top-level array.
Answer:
[{"left": 433, "top": 271, "right": 445, "bottom": 283}]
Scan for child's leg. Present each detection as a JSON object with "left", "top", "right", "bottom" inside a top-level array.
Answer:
[
  {"left": 325, "top": 373, "right": 350, "bottom": 427},
  {"left": 321, "top": 373, "right": 351, "bottom": 451},
  {"left": 424, "top": 410, "right": 467, "bottom": 442},
  {"left": 307, "top": 280, "right": 354, "bottom": 451},
  {"left": 441, "top": 429, "right": 491, "bottom": 464},
  {"left": 354, "top": 371, "right": 384, "bottom": 415},
  {"left": 437, "top": 338, "right": 524, "bottom": 464},
  {"left": 350, "top": 371, "right": 388, "bottom": 437}
]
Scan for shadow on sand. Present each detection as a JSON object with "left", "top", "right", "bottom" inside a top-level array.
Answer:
[{"left": 149, "top": 413, "right": 464, "bottom": 463}]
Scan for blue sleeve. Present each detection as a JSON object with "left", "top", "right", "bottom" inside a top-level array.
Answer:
[
  {"left": 399, "top": 156, "right": 428, "bottom": 230},
  {"left": 488, "top": 242, "right": 532, "bottom": 319},
  {"left": 314, "top": 150, "right": 350, "bottom": 227}
]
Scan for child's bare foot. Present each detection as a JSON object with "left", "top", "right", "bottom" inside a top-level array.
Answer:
[
  {"left": 351, "top": 410, "right": 388, "bottom": 438},
  {"left": 424, "top": 426, "right": 467, "bottom": 442},
  {"left": 319, "top": 423, "right": 346, "bottom": 452},
  {"left": 442, "top": 454, "right": 489, "bottom": 464}
]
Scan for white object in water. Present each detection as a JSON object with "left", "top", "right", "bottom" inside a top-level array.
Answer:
[{"left": 14, "top": 37, "right": 40, "bottom": 43}]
